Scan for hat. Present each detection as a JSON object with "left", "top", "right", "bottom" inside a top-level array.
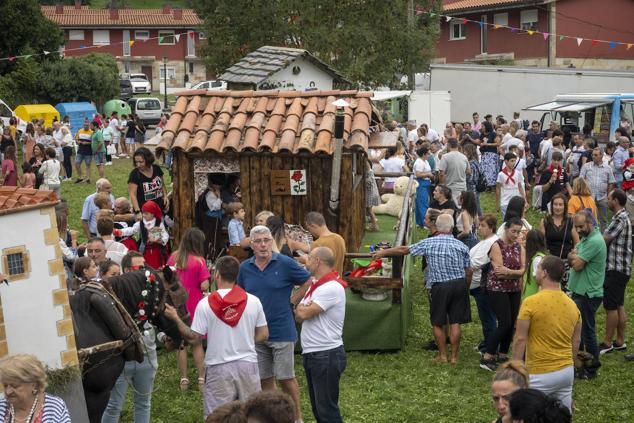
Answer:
[{"left": 141, "top": 200, "right": 162, "bottom": 220}]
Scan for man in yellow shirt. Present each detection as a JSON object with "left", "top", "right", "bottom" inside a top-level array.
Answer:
[
  {"left": 291, "top": 212, "right": 347, "bottom": 274},
  {"left": 512, "top": 255, "right": 581, "bottom": 411}
]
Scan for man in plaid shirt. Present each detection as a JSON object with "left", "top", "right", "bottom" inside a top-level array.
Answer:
[
  {"left": 599, "top": 189, "right": 632, "bottom": 355},
  {"left": 375, "top": 214, "right": 472, "bottom": 364},
  {"left": 579, "top": 148, "right": 616, "bottom": 231}
]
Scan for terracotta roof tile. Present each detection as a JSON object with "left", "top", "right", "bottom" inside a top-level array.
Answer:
[
  {"left": 0, "top": 187, "right": 58, "bottom": 214},
  {"left": 157, "top": 90, "right": 381, "bottom": 156},
  {"left": 41, "top": 6, "right": 202, "bottom": 27},
  {"left": 442, "top": 0, "right": 538, "bottom": 12}
]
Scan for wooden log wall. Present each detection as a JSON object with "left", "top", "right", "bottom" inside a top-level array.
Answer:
[{"left": 172, "top": 150, "right": 194, "bottom": 245}]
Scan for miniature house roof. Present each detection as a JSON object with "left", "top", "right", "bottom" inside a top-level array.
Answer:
[
  {"left": 156, "top": 89, "right": 382, "bottom": 156},
  {"left": 218, "top": 46, "right": 349, "bottom": 86},
  {"left": 0, "top": 187, "right": 58, "bottom": 215}
]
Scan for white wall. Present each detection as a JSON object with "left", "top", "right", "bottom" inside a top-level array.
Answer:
[
  {"left": 260, "top": 57, "right": 334, "bottom": 91},
  {"left": 430, "top": 65, "right": 634, "bottom": 123},
  {"left": 409, "top": 91, "right": 452, "bottom": 134},
  {"left": 0, "top": 208, "right": 67, "bottom": 369}
]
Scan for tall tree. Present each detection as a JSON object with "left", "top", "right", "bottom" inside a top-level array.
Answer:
[
  {"left": 194, "top": 0, "right": 440, "bottom": 87},
  {"left": 0, "top": 0, "right": 64, "bottom": 75}
]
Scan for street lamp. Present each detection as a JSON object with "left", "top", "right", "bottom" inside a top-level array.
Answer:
[{"left": 162, "top": 56, "right": 168, "bottom": 111}]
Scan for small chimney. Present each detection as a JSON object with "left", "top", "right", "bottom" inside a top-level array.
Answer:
[
  {"left": 162, "top": 5, "right": 172, "bottom": 14},
  {"left": 55, "top": 3, "right": 63, "bottom": 14},
  {"left": 74, "top": 0, "right": 81, "bottom": 9},
  {"left": 109, "top": 7, "right": 118, "bottom": 20},
  {"left": 173, "top": 8, "right": 183, "bottom": 20}
]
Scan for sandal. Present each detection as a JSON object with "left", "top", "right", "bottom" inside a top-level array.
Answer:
[
  {"left": 179, "top": 377, "right": 190, "bottom": 391},
  {"left": 198, "top": 377, "right": 205, "bottom": 391}
]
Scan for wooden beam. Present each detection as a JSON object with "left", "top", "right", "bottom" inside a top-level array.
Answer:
[{"left": 345, "top": 276, "right": 403, "bottom": 290}]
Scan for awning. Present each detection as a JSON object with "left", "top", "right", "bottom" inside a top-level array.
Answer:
[
  {"left": 524, "top": 100, "right": 611, "bottom": 112},
  {"left": 371, "top": 90, "right": 412, "bottom": 102}
]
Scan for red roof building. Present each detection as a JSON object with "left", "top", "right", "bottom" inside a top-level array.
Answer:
[
  {"left": 42, "top": 4, "right": 206, "bottom": 89},
  {"left": 436, "top": 0, "right": 634, "bottom": 69}
]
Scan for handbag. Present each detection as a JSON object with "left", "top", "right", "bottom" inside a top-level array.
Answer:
[{"left": 106, "top": 143, "right": 117, "bottom": 155}]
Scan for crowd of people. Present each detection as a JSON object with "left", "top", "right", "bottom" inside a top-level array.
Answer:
[{"left": 1, "top": 108, "right": 633, "bottom": 422}]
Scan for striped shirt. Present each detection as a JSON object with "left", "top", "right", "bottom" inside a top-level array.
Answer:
[
  {"left": 409, "top": 234, "right": 471, "bottom": 285},
  {"left": 0, "top": 394, "right": 71, "bottom": 422},
  {"left": 604, "top": 208, "right": 633, "bottom": 275},
  {"left": 579, "top": 162, "right": 615, "bottom": 202}
]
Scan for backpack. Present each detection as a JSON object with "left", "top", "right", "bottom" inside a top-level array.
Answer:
[{"left": 474, "top": 162, "right": 487, "bottom": 192}]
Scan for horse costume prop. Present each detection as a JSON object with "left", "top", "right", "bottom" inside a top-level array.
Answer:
[{"left": 70, "top": 267, "right": 189, "bottom": 423}]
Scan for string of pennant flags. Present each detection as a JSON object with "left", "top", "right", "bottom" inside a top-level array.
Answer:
[
  {"left": 0, "top": 30, "right": 197, "bottom": 62},
  {"left": 416, "top": 7, "right": 634, "bottom": 51}
]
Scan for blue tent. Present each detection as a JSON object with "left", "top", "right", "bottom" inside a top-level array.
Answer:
[{"left": 55, "top": 102, "right": 97, "bottom": 137}]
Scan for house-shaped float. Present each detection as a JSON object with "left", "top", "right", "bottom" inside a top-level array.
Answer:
[
  {"left": 219, "top": 46, "right": 349, "bottom": 91},
  {"left": 0, "top": 187, "right": 88, "bottom": 420}
]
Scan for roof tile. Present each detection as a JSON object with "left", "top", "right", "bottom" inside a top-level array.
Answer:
[
  {"left": 156, "top": 90, "right": 381, "bottom": 156},
  {"left": 442, "top": 0, "right": 533, "bottom": 12},
  {"left": 0, "top": 187, "right": 57, "bottom": 214},
  {"left": 41, "top": 6, "right": 202, "bottom": 27}
]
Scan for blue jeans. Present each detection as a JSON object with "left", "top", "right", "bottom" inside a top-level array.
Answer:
[
  {"left": 101, "top": 352, "right": 157, "bottom": 423},
  {"left": 303, "top": 345, "right": 346, "bottom": 423},
  {"left": 475, "top": 191, "right": 483, "bottom": 217},
  {"left": 470, "top": 287, "right": 497, "bottom": 351},
  {"left": 572, "top": 293, "right": 602, "bottom": 364},
  {"left": 415, "top": 178, "right": 431, "bottom": 226}
]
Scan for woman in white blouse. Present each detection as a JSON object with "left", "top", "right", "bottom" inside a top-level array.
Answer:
[
  {"left": 378, "top": 145, "right": 408, "bottom": 190},
  {"left": 413, "top": 146, "right": 433, "bottom": 227}
]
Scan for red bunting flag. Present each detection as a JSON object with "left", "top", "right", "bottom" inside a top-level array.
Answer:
[
  {"left": 463, "top": 18, "right": 468, "bottom": 24},
  {"left": 188, "top": 31, "right": 195, "bottom": 39},
  {"left": 8, "top": 56, "right": 16, "bottom": 61},
  {"left": 591, "top": 39, "right": 599, "bottom": 46},
  {"left": 415, "top": 6, "right": 422, "bottom": 16}
]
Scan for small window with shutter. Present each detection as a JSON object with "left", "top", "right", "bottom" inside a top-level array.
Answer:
[{"left": 2, "top": 246, "right": 30, "bottom": 282}]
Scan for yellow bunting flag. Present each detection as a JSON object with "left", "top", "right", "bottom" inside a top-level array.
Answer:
[
  {"left": 528, "top": 30, "right": 535, "bottom": 35},
  {"left": 129, "top": 40, "right": 135, "bottom": 47},
  {"left": 494, "top": 24, "right": 501, "bottom": 29}
]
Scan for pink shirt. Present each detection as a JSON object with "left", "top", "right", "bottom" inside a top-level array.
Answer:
[
  {"left": 2, "top": 159, "right": 17, "bottom": 186},
  {"left": 167, "top": 253, "right": 211, "bottom": 318}
]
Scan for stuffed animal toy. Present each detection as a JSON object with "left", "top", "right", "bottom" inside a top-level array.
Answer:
[{"left": 372, "top": 176, "right": 418, "bottom": 217}]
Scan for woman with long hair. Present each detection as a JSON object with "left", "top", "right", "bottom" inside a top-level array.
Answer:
[
  {"left": 167, "top": 227, "right": 210, "bottom": 391},
  {"left": 414, "top": 146, "right": 434, "bottom": 227},
  {"left": 508, "top": 389, "right": 571, "bottom": 423},
  {"left": 464, "top": 143, "right": 483, "bottom": 216},
  {"left": 481, "top": 218, "right": 526, "bottom": 372},
  {"left": 378, "top": 146, "right": 407, "bottom": 190},
  {"left": 497, "top": 196, "right": 532, "bottom": 246},
  {"left": 491, "top": 360, "right": 529, "bottom": 423},
  {"left": 480, "top": 121, "right": 500, "bottom": 188},
  {"left": 522, "top": 229, "right": 548, "bottom": 301},
  {"left": 567, "top": 177, "right": 598, "bottom": 219},
  {"left": 457, "top": 191, "right": 479, "bottom": 249},
  {"left": 29, "top": 143, "right": 46, "bottom": 189},
  {"left": 1, "top": 146, "right": 17, "bottom": 186},
  {"left": 60, "top": 126, "right": 74, "bottom": 180},
  {"left": 266, "top": 215, "right": 293, "bottom": 257},
  {"left": 23, "top": 123, "right": 36, "bottom": 162},
  {"left": 72, "top": 257, "right": 97, "bottom": 291}
]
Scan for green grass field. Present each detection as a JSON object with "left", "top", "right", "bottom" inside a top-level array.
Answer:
[{"left": 61, "top": 159, "right": 634, "bottom": 422}]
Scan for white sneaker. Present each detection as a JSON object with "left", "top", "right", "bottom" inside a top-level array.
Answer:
[
  {"left": 111, "top": 154, "right": 119, "bottom": 159},
  {"left": 105, "top": 162, "right": 113, "bottom": 166}
]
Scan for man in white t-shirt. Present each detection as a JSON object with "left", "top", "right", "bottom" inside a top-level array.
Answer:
[
  {"left": 295, "top": 247, "right": 347, "bottom": 423},
  {"left": 109, "top": 112, "right": 120, "bottom": 158},
  {"left": 165, "top": 256, "right": 268, "bottom": 418},
  {"left": 438, "top": 138, "right": 470, "bottom": 201},
  {"left": 496, "top": 152, "right": 525, "bottom": 218}
]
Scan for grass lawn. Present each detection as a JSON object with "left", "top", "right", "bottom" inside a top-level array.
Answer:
[{"left": 62, "top": 159, "right": 634, "bottom": 422}]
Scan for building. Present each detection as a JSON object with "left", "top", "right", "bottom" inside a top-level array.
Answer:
[
  {"left": 0, "top": 186, "right": 88, "bottom": 420},
  {"left": 436, "top": 0, "right": 634, "bottom": 70},
  {"left": 219, "top": 46, "right": 349, "bottom": 91},
  {"left": 41, "top": 4, "right": 206, "bottom": 89}
]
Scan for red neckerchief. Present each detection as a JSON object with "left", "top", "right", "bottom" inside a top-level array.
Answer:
[
  {"left": 208, "top": 285, "right": 248, "bottom": 327},
  {"left": 303, "top": 271, "right": 348, "bottom": 301},
  {"left": 547, "top": 164, "right": 564, "bottom": 184},
  {"left": 502, "top": 167, "right": 516, "bottom": 184}
]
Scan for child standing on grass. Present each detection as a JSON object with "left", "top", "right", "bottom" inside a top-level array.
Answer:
[
  {"left": 226, "top": 202, "right": 248, "bottom": 247},
  {"left": 21, "top": 162, "right": 36, "bottom": 188},
  {"left": 119, "top": 200, "right": 169, "bottom": 270},
  {"left": 1, "top": 146, "right": 17, "bottom": 187}
]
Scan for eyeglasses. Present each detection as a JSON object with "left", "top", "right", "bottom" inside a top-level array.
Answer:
[{"left": 252, "top": 238, "right": 273, "bottom": 244}]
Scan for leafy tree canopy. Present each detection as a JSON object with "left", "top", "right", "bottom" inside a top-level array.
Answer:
[
  {"left": 194, "top": 0, "right": 440, "bottom": 88},
  {"left": 0, "top": 0, "right": 64, "bottom": 75}
]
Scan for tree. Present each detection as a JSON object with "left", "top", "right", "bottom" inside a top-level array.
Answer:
[
  {"left": 0, "top": 0, "right": 64, "bottom": 75},
  {"left": 194, "top": 0, "right": 440, "bottom": 88}
]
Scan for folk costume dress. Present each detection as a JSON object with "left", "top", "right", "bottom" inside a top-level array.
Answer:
[{"left": 120, "top": 200, "right": 170, "bottom": 269}]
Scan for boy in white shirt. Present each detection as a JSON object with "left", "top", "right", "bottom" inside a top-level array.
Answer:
[{"left": 496, "top": 152, "right": 525, "bottom": 218}]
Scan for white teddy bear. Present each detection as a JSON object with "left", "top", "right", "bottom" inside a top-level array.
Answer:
[{"left": 372, "top": 176, "right": 418, "bottom": 217}]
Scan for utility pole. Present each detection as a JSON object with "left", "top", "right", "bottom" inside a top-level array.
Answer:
[{"left": 407, "top": 0, "right": 415, "bottom": 89}]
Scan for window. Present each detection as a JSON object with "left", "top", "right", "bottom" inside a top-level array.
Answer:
[
  {"left": 93, "top": 30, "right": 110, "bottom": 46},
  {"left": 450, "top": 20, "right": 466, "bottom": 40},
  {"left": 188, "top": 62, "right": 194, "bottom": 73},
  {"left": 158, "top": 30, "right": 175, "bottom": 45},
  {"left": 159, "top": 66, "right": 176, "bottom": 80},
  {"left": 520, "top": 9, "right": 538, "bottom": 31},
  {"left": 199, "top": 31, "right": 207, "bottom": 40},
  {"left": 123, "top": 30, "right": 130, "bottom": 56},
  {"left": 2, "top": 246, "right": 30, "bottom": 282},
  {"left": 187, "top": 32, "right": 195, "bottom": 57},
  {"left": 493, "top": 13, "right": 508, "bottom": 27},
  {"left": 135, "top": 30, "right": 150, "bottom": 40},
  {"left": 137, "top": 99, "right": 161, "bottom": 110},
  {"left": 69, "top": 30, "right": 84, "bottom": 41}
]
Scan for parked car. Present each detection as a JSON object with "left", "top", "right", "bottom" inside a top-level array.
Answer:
[
  {"left": 0, "top": 100, "right": 26, "bottom": 134},
  {"left": 130, "top": 73, "right": 152, "bottom": 93},
  {"left": 119, "top": 78, "right": 133, "bottom": 100},
  {"left": 128, "top": 97, "right": 162, "bottom": 126},
  {"left": 191, "top": 80, "right": 227, "bottom": 91}
]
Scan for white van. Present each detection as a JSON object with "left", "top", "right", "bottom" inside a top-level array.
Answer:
[
  {"left": 127, "top": 97, "right": 162, "bottom": 126},
  {"left": 0, "top": 100, "right": 27, "bottom": 134}
]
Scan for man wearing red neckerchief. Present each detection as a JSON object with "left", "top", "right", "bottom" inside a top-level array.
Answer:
[
  {"left": 164, "top": 256, "right": 268, "bottom": 419},
  {"left": 538, "top": 151, "right": 572, "bottom": 212},
  {"left": 295, "top": 247, "right": 347, "bottom": 423}
]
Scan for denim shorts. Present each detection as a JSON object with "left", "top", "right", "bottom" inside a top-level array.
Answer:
[
  {"left": 75, "top": 153, "right": 92, "bottom": 165},
  {"left": 126, "top": 137, "right": 135, "bottom": 145},
  {"left": 94, "top": 152, "right": 106, "bottom": 165},
  {"left": 255, "top": 341, "right": 295, "bottom": 380}
]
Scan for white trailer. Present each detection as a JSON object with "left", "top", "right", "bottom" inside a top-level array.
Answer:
[
  {"left": 371, "top": 90, "right": 451, "bottom": 132},
  {"left": 429, "top": 64, "right": 634, "bottom": 123}
]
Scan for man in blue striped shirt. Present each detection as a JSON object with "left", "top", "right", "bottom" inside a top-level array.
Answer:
[{"left": 376, "top": 214, "right": 472, "bottom": 363}]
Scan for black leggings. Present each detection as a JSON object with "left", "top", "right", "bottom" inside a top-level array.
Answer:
[
  {"left": 486, "top": 291, "right": 521, "bottom": 355},
  {"left": 62, "top": 146, "right": 73, "bottom": 178}
]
